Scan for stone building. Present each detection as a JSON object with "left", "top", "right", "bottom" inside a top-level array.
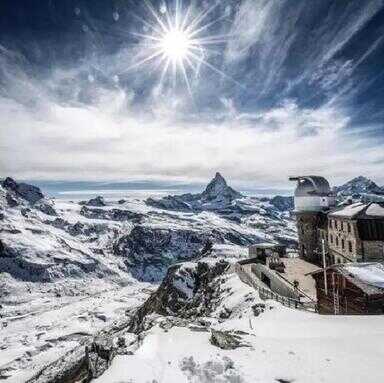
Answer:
[
  {"left": 327, "top": 202, "right": 384, "bottom": 264},
  {"left": 289, "top": 176, "right": 336, "bottom": 266}
]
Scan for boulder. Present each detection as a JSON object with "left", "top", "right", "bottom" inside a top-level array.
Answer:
[{"left": 209, "top": 329, "right": 244, "bottom": 350}]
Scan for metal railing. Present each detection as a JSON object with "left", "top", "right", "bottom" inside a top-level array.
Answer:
[{"left": 234, "top": 263, "right": 317, "bottom": 312}]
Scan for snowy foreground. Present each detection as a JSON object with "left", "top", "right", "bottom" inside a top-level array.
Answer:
[
  {"left": 0, "top": 175, "right": 295, "bottom": 381},
  {"left": 1, "top": 175, "right": 384, "bottom": 382},
  {"left": 96, "top": 272, "right": 384, "bottom": 383}
]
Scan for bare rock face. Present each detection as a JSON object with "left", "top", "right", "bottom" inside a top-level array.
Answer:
[
  {"left": 85, "top": 196, "right": 106, "bottom": 207},
  {"left": 113, "top": 225, "right": 224, "bottom": 280},
  {"left": 2, "top": 177, "right": 44, "bottom": 204},
  {"left": 201, "top": 172, "right": 243, "bottom": 203},
  {"left": 129, "top": 259, "right": 229, "bottom": 333},
  {"left": 35, "top": 201, "right": 57, "bottom": 216},
  {"left": 269, "top": 195, "right": 294, "bottom": 211},
  {"left": 80, "top": 206, "right": 143, "bottom": 222}
]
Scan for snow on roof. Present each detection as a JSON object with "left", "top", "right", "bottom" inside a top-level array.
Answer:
[
  {"left": 249, "top": 242, "right": 285, "bottom": 249},
  {"left": 365, "top": 203, "right": 384, "bottom": 217},
  {"left": 328, "top": 202, "right": 366, "bottom": 218},
  {"left": 344, "top": 263, "right": 384, "bottom": 289}
]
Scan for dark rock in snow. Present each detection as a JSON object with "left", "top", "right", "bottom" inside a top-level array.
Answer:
[
  {"left": 146, "top": 195, "right": 194, "bottom": 211},
  {"left": 6, "top": 193, "right": 18, "bottom": 207},
  {"left": 128, "top": 260, "right": 229, "bottom": 332},
  {"left": 80, "top": 206, "right": 143, "bottom": 222},
  {"left": 113, "top": 225, "right": 224, "bottom": 280},
  {"left": 269, "top": 195, "right": 294, "bottom": 211},
  {"left": 201, "top": 172, "right": 243, "bottom": 202},
  {"left": 35, "top": 201, "right": 57, "bottom": 216},
  {"left": 85, "top": 196, "right": 106, "bottom": 207},
  {"left": 210, "top": 329, "right": 244, "bottom": 350},
  {"left": 2, "top": 177, "right": 44, "bottom": 204}
]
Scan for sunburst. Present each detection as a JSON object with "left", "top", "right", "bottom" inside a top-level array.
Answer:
[{"left": 122, "top": 0, "right": 240, "bottom": 96}]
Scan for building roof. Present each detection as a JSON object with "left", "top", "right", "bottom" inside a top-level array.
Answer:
[
  {"left": 310, "top": 263, "right": 384, "bottom": 296},
  {"left": 328, "top": 202, "right": 384, "bottom": 219},
  {"left": 289, "top": 175, "right": 332, "bottom": 197}
]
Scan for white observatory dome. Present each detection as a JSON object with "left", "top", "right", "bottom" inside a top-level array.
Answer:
[{"left": 289, "top": 176, "right": 335, "bottom": 212}]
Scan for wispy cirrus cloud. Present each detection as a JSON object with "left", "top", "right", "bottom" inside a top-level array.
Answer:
[{"left": 1, "top": 0, "right": 384, "bottom": 187}]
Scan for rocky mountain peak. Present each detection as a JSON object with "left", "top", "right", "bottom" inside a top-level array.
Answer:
[
  {"left": 336, "top": 176, "right": 383, "bottom": 196},
  {"left": 201, "top": 173, "right": 243, "bottom": 201},
  {"left": 1, "top": 177, "right": 44, "bottom": 204}
]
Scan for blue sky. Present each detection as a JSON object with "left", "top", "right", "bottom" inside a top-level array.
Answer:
[{"left": 1, "top": 0, "right": 384, "bottom": 187}]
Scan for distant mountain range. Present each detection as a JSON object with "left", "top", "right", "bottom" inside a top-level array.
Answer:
[{"left": 335, "top": 176, "right": 384, "bottom": 197}]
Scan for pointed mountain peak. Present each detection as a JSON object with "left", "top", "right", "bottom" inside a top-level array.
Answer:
[
  {"left": 202, "top": 173, "right": 242, "bottom": 201},
  {"left": 336, "top": 176, "right": 382, "bottom": 195},
  {"left": 211, "top": 172, "right": 227, "bottom": 185}
]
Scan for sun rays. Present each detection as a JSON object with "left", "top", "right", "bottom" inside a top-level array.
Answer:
[{"left": 121, "top": 0, "right": 240, "bottom": 96}]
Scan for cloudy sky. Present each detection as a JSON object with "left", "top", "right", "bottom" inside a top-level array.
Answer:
[{"left": 1, "top": 0, "right": 384, "bottom": 187}]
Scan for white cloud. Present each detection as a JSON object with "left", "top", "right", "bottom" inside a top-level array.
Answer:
[{"left": 1, "top": 76, "right": 383, "bottom": 187}]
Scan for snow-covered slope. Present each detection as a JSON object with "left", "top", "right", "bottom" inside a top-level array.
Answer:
[
  {"left": 94, "top": 259, "right": 384, "bottom": 383},
  {"left": 0, "top": 176, "right": 296, "bottom": 381}
]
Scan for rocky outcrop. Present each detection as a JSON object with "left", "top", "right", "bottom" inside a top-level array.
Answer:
[
  {"left": 113, "top": 225, "right": 223, "bottom": 280},
  {"left": 35, "top": 201, "right": 57, "bottom": 216},
  {"left": 45, "top": 218, "right": 108, "bottom": 237},
  {"left": 128, "top": 260, "right": 229, "bottom": 333},
  {"left": 84, "top": 196, "right": 106, "bottom": 207},
  {"left": 2, "top": 177, "right": 44, "bottom": 204},
  {"left": 269, "top": 195, "right": 294, "bottom": 211},
  {"left": 80, "top": 206, "right": 143, "bottom": 222},
  {"left": 210, "top": 329, "right": 248, "bottom": 350}
]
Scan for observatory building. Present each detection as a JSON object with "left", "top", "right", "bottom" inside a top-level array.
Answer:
[{"left": 289, "top": 176, "right": 336, "bottom": 265}]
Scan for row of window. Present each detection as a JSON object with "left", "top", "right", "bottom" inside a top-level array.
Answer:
[
  {"left": 329, "top": 219, "right": 352, "bottom": 233},
  {"left": 329, "top": 234, "right": 353, "bottom": 252}
]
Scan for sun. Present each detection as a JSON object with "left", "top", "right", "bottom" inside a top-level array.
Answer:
[
  {"left": 160, "top": 28, "right": 192, "bottom": 62},
  {"left": 122, "top": 0, "right": 241, "bottom": 95}
]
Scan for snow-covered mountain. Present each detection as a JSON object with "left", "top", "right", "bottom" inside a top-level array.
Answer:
[
  {"left": 0, "top": 175, "right": 296, "bottom": 381},
  {"left": 335, "top": 176, "right": 384, "bottom": 197},
  {"left": 146, "top": 172, "right": 245, "bottom": 213}
]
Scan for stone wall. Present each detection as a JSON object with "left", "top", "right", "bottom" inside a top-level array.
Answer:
[
  {"left": 328, "top": 218, "right": 384, "bottom": 263},
  {"left": 295, "top": 212, "right": 324, "bottom": 265},
  {"left": 328, "top": 218, "right": 361, "bottom": 263}
]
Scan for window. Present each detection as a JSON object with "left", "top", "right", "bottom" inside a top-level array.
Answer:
[
  {"left": 341, "top": 239, "right": 345, "bottom": 250},
  {"left": 347, "top": 223, "right": 351, "bottom": 233},
  {"left": 336, "top": 237, "right": 339, "bottom": 246},
  {"left": 329, "top": 234, "right": 333, "bottom": 243},
  {"left": 348, "top": 241, "right": 353, "bottom": 252}
]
